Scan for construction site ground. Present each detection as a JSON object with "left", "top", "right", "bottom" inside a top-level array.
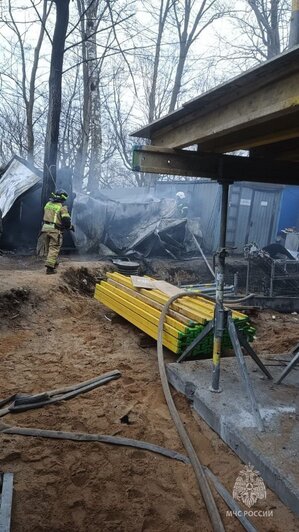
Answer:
[{"left": 0, "top": 255, "right": 298, "bottom": 532}]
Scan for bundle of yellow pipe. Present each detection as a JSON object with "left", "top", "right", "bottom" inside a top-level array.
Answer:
[{"left": 94, "top": 272, "right": 255, "bottom": 356}]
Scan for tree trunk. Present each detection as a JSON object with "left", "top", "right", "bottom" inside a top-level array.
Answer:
[
  {"left": 72, "top": 57, "right": 91, "bottom": 192},
  {"left": 148, "top": 0, "right": 171, "bottom": 123},
  {"left": 27, "top": 0, "right": 49, "bottom": 162},
  {"left": 289, "top": 0, "right": 299, "bottom": 47},
  {"left": 26, "top": 104, "right": 35, "bottom": 162},
  {"left": 168, "top": 41, "right": 187, "bottom": 113},
  {"left": 267, "top": 0, "right": 280, "bottom": 58},
  {"left": 87, "top": 76, "right": 102, "bottom": 193},
  {"left": 86, "top": 0, "right": 102, "bottom": 194},
  {"left": 42, "top": 0, "right": 70, "bottom": 207},
  {"left": 73, "top": 0, "right": 92, "bottom": 192}
]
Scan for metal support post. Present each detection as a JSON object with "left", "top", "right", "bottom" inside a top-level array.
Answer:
[
  {"left": 246, "top": 259, "right": 250, "bottom": 295},
  {"left": 210, "top": 181, "right": 229, "bottom": 392},
  {"left": 276, "top": 351, "right": 299, "bottom": 384},
  {"left": 236, "top": 329, "right": 273, "bottom": 380},
  {"left": 233, "top": 272, "right": 239, "bottom": 295},
  {"left": 228, "top": 315, "right": 265, "bottom": 431},
  {"left": 276, "top": 342, "right": 299, "bottom": 384},
  {"left": 270, "top": 261, "right": 274, "bottom": 297},
  {"left": 177, "top": 320, "right": 214, "bottom": 363}
]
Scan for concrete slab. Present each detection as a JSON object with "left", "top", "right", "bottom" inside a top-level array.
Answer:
[{"left": 167, "top": 355, "right": 299, "bottom": 516}]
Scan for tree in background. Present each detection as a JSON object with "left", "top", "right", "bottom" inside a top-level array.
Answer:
[
  {"left": 289, "top": 0, "right": 299, "bottom": 46},
  {"left": 216, "top": 0, "right": 291, "bottom": 70},
  {"left": 146, "top": 0, "right": 173, "bottom": 123},
  {"left": 72, "top": 0, "right": 105, "bottom": 193},
  {"left": 0, "top": 0, "right": 294, "bottom": 191},
  {"left": 42, "top": 0, "right": 70, "bottom": 206},
  {"left": 62, "top": 0, "right": 136, "bottom": 192},
  {"left": 0, "top": 0, "right": 51, "bottom": 162},
  {"left": 108, "top": 0, "right": 231, "bottom": 185},
  {"left": 168, "top": 0, "right": 229, "bottom": 111}
]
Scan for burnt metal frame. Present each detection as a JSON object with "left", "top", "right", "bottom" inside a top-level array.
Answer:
[{"left": 246, "top": 255, "right": 299, "bottom": 297}]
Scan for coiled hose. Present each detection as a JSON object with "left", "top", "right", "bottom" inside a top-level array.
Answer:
[{"left": 157, "top": 292, "right": 225, "bottom": 532}]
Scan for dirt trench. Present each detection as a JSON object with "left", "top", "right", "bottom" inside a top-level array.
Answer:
[{"left": 0, "top": 258, "right": 298, "bottom": 532}]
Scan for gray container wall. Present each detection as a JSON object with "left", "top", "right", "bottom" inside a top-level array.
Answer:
[
  {"left": 155, "top": 181, "right": 282, "bottom": 253},
  {"left": 227, "top": 184, "right": 282, "bottom": 252}
]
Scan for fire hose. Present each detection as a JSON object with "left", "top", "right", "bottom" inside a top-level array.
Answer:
[{"left": 157, "top": 291, "right": 225, "bottom": 532}]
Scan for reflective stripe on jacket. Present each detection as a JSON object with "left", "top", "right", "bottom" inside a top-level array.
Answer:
[{"left": 42, "top": 201, "right": 71, "bottom": 231}]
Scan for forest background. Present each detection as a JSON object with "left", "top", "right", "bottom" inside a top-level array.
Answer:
[{"left": 0, "top": 0, "right": 293, "bottom": 194}]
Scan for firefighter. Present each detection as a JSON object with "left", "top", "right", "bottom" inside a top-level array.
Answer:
[
  {"left": 40, "top": 190, "right": 73, "bottom": 274},
  {"left": 176, "top": 191, "right": 188, "bottom": 218}
]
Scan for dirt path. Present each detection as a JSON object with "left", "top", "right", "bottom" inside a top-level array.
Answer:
[{"left": 0, "top": 258, "right": 298, "bottom": 531}]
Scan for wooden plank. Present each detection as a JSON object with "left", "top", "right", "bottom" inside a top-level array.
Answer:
[
  {"left": 107, "top": 278, "right": 193, "bottom": 326},
  {"left": 153, "top": 280, "right": 186, "bottom": 297},
  {"left": 0, "top": 473, "right": 14, "bottom": 532},
  {"left": 106, "top": 272, "right": 249, "bottom": 323},
  {"left": 150, "top": 69, "right": 299, "bottom": 148},
  {"left": 132, "top": 146, "right": 299, "bottom": 185},
  {"left": 198, "top": 117, "right": 299, "bottom": 153},
  {"left": 107, "top": 272, "right": 208, "bottom": 323},
  {"left": 132, "top": 45, "right": 299, "bottom": 140},
  {"left": 130, "top": 276, "right": 156, "bottom": 289}
]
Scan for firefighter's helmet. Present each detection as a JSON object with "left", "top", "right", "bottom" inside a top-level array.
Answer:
[
  {"left": 51, "top": 190, "right": 68, "bottom": 202},
  {"left": 176, "top": 191, "right": 185, "bottom": 200}
]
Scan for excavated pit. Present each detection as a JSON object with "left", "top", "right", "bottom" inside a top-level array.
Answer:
[{"left": 0, "top": 257, "right": 298, "bottom": 532}]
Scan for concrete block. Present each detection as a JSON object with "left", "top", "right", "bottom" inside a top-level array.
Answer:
[{"left": 167, "top": 356, "right": 299, "bottom": 516}]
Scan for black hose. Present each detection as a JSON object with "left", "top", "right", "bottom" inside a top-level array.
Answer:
[
  {"left": 0, "top": 423, "right": 190, "bottom": 464},
  {"left": 0, "top": 371, "right": 121, "bottom": 417},
  {"left": 157, "top": 292, "right": 225, "bottom": 532}
]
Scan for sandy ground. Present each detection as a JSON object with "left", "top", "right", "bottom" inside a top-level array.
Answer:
[{"left": 0, "top": 256, "right": 298, "bottom": 532}]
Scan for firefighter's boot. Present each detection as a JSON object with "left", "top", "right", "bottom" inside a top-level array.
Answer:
[{"left": 46, "top": 266, "right": 57, "bottom": 275}]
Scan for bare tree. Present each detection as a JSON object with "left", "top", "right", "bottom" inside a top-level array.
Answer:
[
  {"left": 0, "top": 98, "right": 27, "bottom": 160},
  {"left": 217, "top": 0, "right": 290, "bottom": 70},
  {"left": 42, "top": 0, "right": 70, "bottom": 206},
  {"left": 3, "top": 0, "right": 292, "bottom": 193},
  {"left": 0, "top": 0, "right": 51, "bottom": 161},
  {"left": 73, "top": 0, "right": 109, "bottom": 194},
  {"left": 60, "top": 64, "right": 81, "bottom": 168},
  {"left": 247, "top": 0, "right": 281, "bottom": 58},
  {"left": 104, "top": 76, "right": 150, "bottom": 186},
  {"left": 72, "top": 0, "right": 98, "bottom": 192},
  {"left": 168, "top": 0, "right": 227, "bottom": 111},
  {"left": 65, "top": 0, "right": 137, "bottom": 192},
  {"left": 289, "top": 0, "right": 299, "bottom": 47},
  {"left": 147, "top": 0, "right": 173, "bottom": 122}
]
